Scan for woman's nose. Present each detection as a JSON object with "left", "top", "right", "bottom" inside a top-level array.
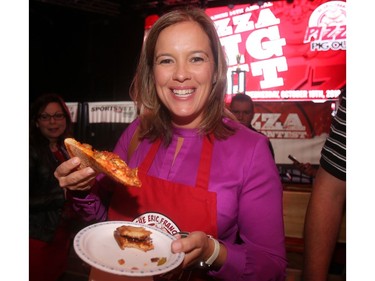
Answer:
[{"left": 172, "top": 63, "right": 191, "bottom": 82}]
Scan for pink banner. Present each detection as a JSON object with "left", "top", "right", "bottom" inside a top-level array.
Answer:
[{"left": 205, "top": 0, "right": 346, "bottom": 102}]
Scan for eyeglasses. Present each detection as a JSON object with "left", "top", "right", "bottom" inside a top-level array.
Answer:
[{"left": 38, "top": 112, "right": 66, "bottom": 121}]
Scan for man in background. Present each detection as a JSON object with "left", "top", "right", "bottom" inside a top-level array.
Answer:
[{"left": 230, "top": 93, "right": 275, "bottom": 158}]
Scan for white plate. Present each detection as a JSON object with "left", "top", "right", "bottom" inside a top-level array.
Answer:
[{"left": 74, "top": 221, "right": 184, "bottom": 276}]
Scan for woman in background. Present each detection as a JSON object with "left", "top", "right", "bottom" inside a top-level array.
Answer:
[{"left": 29, "top": 93, "right": 76, "bottom": 281}]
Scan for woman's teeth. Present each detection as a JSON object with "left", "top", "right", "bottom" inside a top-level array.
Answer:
[{"left": 173, "top": 89, "right": 194, "bottom": 96}]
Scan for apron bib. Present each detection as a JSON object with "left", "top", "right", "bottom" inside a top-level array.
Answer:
[
  {"left": 108, "top": 136, "right": 218, "bottom": 237},
  {"left": 90, "top": 136, "right": 218, "bottom": 281}
]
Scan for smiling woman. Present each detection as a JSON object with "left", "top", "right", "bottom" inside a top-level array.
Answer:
[
  {"left": 153, "top": 20, "right": 216, "bottom": 128},
  {"left": 130, "top": 7, "right": 230, "bottom": 144},
  {"left": 29, "top": 93, "right": 80, "bottom": 281},
  {"left": 54, "top": 7, "right": 287, "bottom": 281}
]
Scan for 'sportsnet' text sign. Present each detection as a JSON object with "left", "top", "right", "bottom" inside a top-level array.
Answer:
[{"left": 88, "top": 101, "right": 137, "bottom": 123}]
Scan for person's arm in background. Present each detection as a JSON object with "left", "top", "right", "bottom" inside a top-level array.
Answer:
[
  {"left": 302, "top": 166, "right": 346, "bottom": 281},
  {"left": 303, "top": 88, "right": 346, "bottom": 281}
]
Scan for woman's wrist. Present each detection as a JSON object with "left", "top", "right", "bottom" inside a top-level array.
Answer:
[
  {"left": 68, "top": 178, "right": 96, "bottom": 198},
  {"left": 212, "top": 240, "right": 227, "bottom": 270},
  {"left": 199, "top": 236, "right": 226, "bottom": 270},
  {"left": 68, "top": 189, "right": 91, "bottom": 198}
]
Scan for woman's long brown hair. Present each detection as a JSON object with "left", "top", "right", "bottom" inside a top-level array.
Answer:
[{"left": 129, "top": 6, "right": 235, "bottom": 145}]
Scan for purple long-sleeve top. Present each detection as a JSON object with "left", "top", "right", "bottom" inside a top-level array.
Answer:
[{"left": 71, "top": 118, "right": 287, "bottom": 280}]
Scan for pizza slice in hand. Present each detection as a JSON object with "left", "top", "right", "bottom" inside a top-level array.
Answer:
[{"left": 64, "top": 138, "right": 141, "bottom": 187}]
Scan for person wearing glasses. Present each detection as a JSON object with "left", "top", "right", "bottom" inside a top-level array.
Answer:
[{"left": 29, "top": 93, "right": 79, "bottom": 281}]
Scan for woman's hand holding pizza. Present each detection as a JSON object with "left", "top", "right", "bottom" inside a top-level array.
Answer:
[{"left": 54, "top": 157, "right": 97, "bottom": 192}]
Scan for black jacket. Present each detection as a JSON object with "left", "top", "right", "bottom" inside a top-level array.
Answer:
[{"left": 29, "top": 143, "right": 71, "bottom": 242}]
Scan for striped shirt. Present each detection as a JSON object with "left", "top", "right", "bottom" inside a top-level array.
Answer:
[{"left": 320, "top": 88, "right": 346, "bottom": 181}]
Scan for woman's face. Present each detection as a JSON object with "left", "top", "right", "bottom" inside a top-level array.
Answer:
[
  {"left": 153, "top": 21, "right": 216, "bottom": 128},
  {"left": 36, "top": 102, "right": 67, "bottom": 142}
]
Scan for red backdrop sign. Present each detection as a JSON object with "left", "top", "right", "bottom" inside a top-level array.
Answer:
[
  {"left": 205, "top": 0, "right": 346, "bottom": 164},
  {"left": 205, "top": 0, "right": 346, "bottom": 102},
  {"left": 253, "top": 102, "right": 333, "bottom": 139}
]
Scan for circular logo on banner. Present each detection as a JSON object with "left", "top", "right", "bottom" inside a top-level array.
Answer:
[
  {"left": 309, "top": 1, "right": 346, "bottom": 29},
  {"left": 132, "top": 212, "right": 181, "bottom": 236}
]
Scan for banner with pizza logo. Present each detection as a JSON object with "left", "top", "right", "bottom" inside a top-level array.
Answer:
[
  {"left": 205, "top": 0, "right": 346, "bottom": 101},
  {"left": 205, "top": 0, "right": 346, "bottom": 164}
]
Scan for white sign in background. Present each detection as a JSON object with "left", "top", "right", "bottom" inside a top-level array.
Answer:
[
  {"left": 66, "top": 102, "right": 79, "bottom": 123},
  {"left": 88, "top": 101, "right": 137, "bottom": 124}
]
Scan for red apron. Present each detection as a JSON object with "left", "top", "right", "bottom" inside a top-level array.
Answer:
[{"left": 107, "top": 136, "right": 218, "bottom": 280}]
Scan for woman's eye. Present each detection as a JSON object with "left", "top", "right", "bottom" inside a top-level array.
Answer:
[
  {"left": 190, "top": 57, "right": 205, "bottom": 63},
  {"left": 157, "top": 58, "right": 173, "bottom": 65}
]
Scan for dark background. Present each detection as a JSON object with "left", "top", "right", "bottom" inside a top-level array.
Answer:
[
  {"left": 30, "top": 1, "right": 145, "bottom": 103},
  {"left": 29, "top": 0, "right": 271, "bottom": 104}
]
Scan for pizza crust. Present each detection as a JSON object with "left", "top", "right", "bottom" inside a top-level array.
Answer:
[{"left": 64, "top": 138, "right": 141, "bottom": 187}]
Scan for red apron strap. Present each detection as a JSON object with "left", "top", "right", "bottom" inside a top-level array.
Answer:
[
  {"left": 139, "top": 138, "right": 162, "bottom": 172},
  {"left": 195, "top": 135, "right": 214, "bottom": 190}
]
